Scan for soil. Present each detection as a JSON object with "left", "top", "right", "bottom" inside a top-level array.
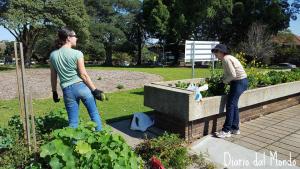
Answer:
[{"left": 0, "top": 68, "right": 163, "bottom": 100}]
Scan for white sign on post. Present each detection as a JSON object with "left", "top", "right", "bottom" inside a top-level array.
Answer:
[{"left": 184, "top": 41, "right": 219, "bottom": 78}]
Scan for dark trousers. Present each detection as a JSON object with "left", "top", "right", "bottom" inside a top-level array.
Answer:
[{"left": 222, "top": 78, "right": 248, "bottom": 132}]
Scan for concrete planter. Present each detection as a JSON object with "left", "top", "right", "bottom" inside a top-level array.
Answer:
[{"left": 144, "top": 79, "right": 300, "bottom": 122}]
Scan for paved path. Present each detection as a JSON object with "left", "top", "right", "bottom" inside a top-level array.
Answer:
[
  {"left": 109, "top": 105, "right": 300, "bottom": 168},
  {"left": 224, "top": 104, "right": 300, "bottom": 167}
]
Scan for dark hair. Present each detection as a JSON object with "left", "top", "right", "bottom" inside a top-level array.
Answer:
[
  {"left": 55, "top": 27, "right": 75, "bottom": 49},
  {"left": 211, "top": 44, "right": 229, "bottom": 55}
]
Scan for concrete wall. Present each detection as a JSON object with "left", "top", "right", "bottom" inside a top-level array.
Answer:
[{"left": 144, "top": 80, "right": 300, "bottom": 122}]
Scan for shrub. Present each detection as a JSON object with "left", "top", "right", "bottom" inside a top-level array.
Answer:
[
  {"left": 117, "top": 84, "right": 125, "bottom": 89},
  {"left": 0, "top": 127, "right": 14, "bottom": 150},
  {"left": 135, "top": 133, "right": 191, "bottom": 169},
  {"left": 0, "top": 125, "right": 32, "bottom": 169},
  {"left": 39, "top": 122, "right": 143, "bottom": 169},
  {"left": 173, "top": 68, "right": 300, "bottom": 95}
]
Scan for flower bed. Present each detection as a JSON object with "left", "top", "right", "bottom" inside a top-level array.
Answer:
[{"left": 144, "top": 69, "right": 300, "bottom": 140}]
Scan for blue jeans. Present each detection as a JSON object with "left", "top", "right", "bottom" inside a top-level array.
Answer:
[
  {"left": 222, "top": 78, "right": 248, "bottom": 132},
  {"left": 62, "top": 82, "right": 102, "bottom": 131}
]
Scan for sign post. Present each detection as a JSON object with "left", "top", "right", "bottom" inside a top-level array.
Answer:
[{"left": 185, "top": 41, "right": 219, "bottom": 78}]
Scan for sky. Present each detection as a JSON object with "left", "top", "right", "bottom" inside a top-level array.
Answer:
[{"left": 0, "top": 9, "right": 299, "bottom": 41}]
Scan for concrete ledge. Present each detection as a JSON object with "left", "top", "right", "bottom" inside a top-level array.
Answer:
[{"left": 145, "top": 80, "right": 300, "bottom": 122}]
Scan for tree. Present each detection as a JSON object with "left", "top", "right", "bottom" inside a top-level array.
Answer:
[
  {"left": 85, "top": 0, "right": 141, "bottom": 65},
  {"left": 3, "top": 41, "right": 14, "bottom": 63},
  {"left": 0, "top": 0, "right": 90, "bottom": 66},
  {"left": 0, "top": 41, "right": 6, "bottom": 59},
  {"left": 90, "top": 22, "right": 126, "bottom": 65},
  {"left": 143, "top": 0, "right": 169, "bottom": 40},
  {"left": 142, "top": 0, "right": 218, "bottom": 64},
  {"left": 32, "top": 31, "right": 56, "bottom": 63},
  {"left": 239, "top": 22, "right": 274, "bottom": 64},
  {"left": 203, "top": 0, "right": 300, "bottom": 48}
]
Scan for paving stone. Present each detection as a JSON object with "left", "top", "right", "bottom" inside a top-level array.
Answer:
[
  {"left": 239, "top": 126, "right": 260, "bottom": 134},
  {"left": 245, "top": 122, "right": 266, "bottom": 129},
  {"left": 268, "top": 114, "right": 291, "bottom": 119},
  {"left": 249, "top": 120, "right": 274, "bottom": 127},
  {"left": 240, "top": 124, "right": 262, "bottom": 131},
  {"left": 290, "top": 134, "right": 300, "bottom": 139},
  {"left": 275, "top": 125, "right": 298, "bottom": 131},
  {"left": 240, "top": 136, "right": 269, "bottom": 147},
  {"left": 259, "top": 116, "right": 282, "bottom": 122},
  {"left": 234, "top": 140, "right": 262, "bottom": 151},
  {"left": 246, "top": 134, "right": 276, "bottom": 144},
  {"left": 264, "top": 127, "right": 291, "bottom": 135},
  {"left": 272, "top": 142, "right": 300, "bottom": 154},
  {"left": 285, "top": 135, "right": 300, "bottom": 144},
  {"left": 252, "top": 132, "right": 280, "bottom": 141},
  {"left": 266, "top": 145, "right": 299, "bottom": 158},
  {"left": 259, "top": 129, "right": 286, "bottom": 138},
  {"left": 269, "top": 124, "right": 298, "bottom": 132},
  {"left": 279, "top": 139, "right": 300, "bottom": 148},
  {"left": 277, "top": 121, "right": 300, "bottom": 128},
  {"left": 253, "top": 118, "right": 280, "bottom": 125},
  {"left": 284, "top": 119, "right": 300, "bottom": 125}
]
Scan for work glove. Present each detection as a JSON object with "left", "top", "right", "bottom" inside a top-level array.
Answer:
[
  {"left": 92, "top": 89, "right": 106, "bottom": 101},
  {"left": 52, "top": 91, "right": 60, "bottom": 103},
  {"left": 217, "top": 82, "right": 225, "bottom": 89}
]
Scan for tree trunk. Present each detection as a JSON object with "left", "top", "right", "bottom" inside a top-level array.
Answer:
[
  {"left": 24, "top": 44, "right": 33, "bottom": 67},
  {"left": 21, "top": 26, "right": 39, "bottom": 68},
  {"left": 137, "top": 27, "right": 142, "bottom": 65},
  {"left": 104, "top": 44, "right": 113, "bottom": 66}
]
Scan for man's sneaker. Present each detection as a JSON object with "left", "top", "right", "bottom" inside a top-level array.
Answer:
[
  {"left": 231, "top": 129, "right": 240, "bottom": 135},
  {"left": 216, "top": 131, "right": 231, "bottom": 138}
]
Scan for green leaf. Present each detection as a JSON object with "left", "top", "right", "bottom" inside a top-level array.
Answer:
[
  {"left": 76, "top": 140, "right": 92, "bottom": 154},
  {"left": 49, "top": 156, "right": 63, "bottom": 169},
  {"left": 40, "top": 140, "right": 58, "bottom": 157}
]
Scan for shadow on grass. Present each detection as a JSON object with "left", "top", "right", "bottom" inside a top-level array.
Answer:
[
  {"left": 129, "top": 90, "right": 144, "bottom": 96},
  {"left": 0, "top": 66, "right": 15, "bottom": 71}
]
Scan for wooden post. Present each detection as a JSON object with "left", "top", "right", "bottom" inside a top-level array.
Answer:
[
  {"left": 14, "top": 42, "right": 27, "bottom": 141},
  {"left": 29, "top": 91, "right": 37, "bottom": 153},
  {"left": 14, "top": 42, "right": 32, "bottom": 152}
]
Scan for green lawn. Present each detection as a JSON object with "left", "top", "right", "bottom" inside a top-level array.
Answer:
[
  {"left": 0, "top": 66, "right": 212, "bottom": 126},
  {"left": 87, "top": 66, "right": 212, "bottom": 81}
]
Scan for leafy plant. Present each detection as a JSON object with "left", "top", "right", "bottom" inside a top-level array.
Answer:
[
  {"left": 8, "top": 115, "right": 24, "bottom": 136},
  {"left": 0, "top": 125, "right": 32, "bottom": 169},
  {"left": 35, "top": 109, "right": 69, "bottom": 136},
  {"left": 191, "top": 153, "right": 216, "bottom": 169},
  {"left": 0, "top": 139, "right": 32, "bottom": 169},
  {"left": 0, "top": 127, "right": 14, "bottom": 150},
  {"left": 117, "top": 84, "right": 125, "bottom": 89},
  {"left": 39, "top": 122, "right": 143, "bottom": 169},
  {"left": 135, "top": 133, "right": 191, "bottom": 169},
  {"left": 175, "top": 81, "right": 190, "bottom": 89},
  {"left": 205, "top": 71, "right": 229, "bottom": 96}
]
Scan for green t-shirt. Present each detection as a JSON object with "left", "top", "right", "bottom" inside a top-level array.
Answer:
[{"left": 50, "top": 47, "right": 83, "bottom": 89}]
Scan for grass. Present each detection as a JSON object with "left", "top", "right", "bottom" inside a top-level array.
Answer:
[
  {"left": 0, "top": 66, "right": 213, "bottom": 126},
  {"left": 87, "top": 66, "right": 212, "bottom": 81},
  {"left": 0, "top": 88, "right": 151, "bottom": 127}
]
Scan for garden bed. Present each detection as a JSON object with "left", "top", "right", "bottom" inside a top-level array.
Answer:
[{"left": 144, "top": 70, "right": 300, "bottom": 141}]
